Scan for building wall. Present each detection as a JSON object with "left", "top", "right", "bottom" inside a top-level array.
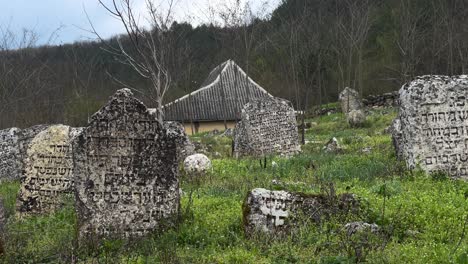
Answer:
[{"left": 182, "top": 121, "right": 237, "bottom": 135}]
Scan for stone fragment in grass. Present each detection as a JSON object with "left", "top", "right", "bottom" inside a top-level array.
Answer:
[
  {"left": 243, "top": 188, "right": 360, "bottom": 235},
  {"left": 323, "top": 137, "right": 342, "bottom": 153},
  {"left": 392, "top": 75, "right": 468, "bottom": 180},
  {"left": 183, "top": 153, "right": 212, "bottom": 175},
  {"left": 347, "top": 109, "right": 366, "bottom": 127},
  {"left": 74, "top": 88, "right": 179, "bottom": 240}
]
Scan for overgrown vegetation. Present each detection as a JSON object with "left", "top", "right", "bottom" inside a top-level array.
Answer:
[{"left": 0, "top": 108, "right": 467, "bottom": 263}]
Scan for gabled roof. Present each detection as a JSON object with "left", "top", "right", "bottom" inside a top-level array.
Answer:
[{"left": 163, "top": 60, "right": 273, "bottom": 122}]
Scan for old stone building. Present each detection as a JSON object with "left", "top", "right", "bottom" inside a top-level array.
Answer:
[
  {"left": 393, "top": 75, "right": 468, "bottom": 180},
  {"left": 163, "top": 60, "right": 274, "bottom": 135},
  {"left": 74, "top": 88, "right": 179, "bottom": 239}
]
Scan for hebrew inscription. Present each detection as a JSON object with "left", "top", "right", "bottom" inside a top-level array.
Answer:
[
  {"left": 393, "top": 75, "right": 468, "bottom": 180},
  {"left": 243, "top": 188, "right": 360, "bottom": 235},
  {"left": 0, "top": 128, "right": 21, "bottom": 181},
  {"left": 16, "top": 125, "right": 75, "bottom": 215},
  {"left": 74, "top": 88, "right": 179, "bottom": 239},
  {"left": 234, "top": 98, "right": 300, "bottom": 158}
]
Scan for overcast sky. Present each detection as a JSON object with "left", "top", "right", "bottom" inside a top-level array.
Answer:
[{"left": 1, "top": 0, "right": 281, "bottom": 46}]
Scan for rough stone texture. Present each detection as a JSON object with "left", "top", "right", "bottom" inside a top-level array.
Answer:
[
  {"left": 164, "top": 121, "right": 195, "bottom": 163},
  {"left": 363, "top": 91, "right": 399, "bottom": 108},
  {"left": 0, "top": 128, "right": 21, "bottom": 181},
  {"left": 16, "top": 125, "right": 75, "bottom": 215},
  {"left": 234, "top": 98, "right": 300, "bottom": 158},
  {"left": 183, "top": 154, "right": 212, "bottom": 175},
  {"left": 323, "top": 137, "right": 342, "bottom": 153},
  {"left": 243, "top": 188, "right": 360, "bottom": 235},
  {"left": 339, "top": 87, "right": 363, "bottom": 114},
  {"left": 347, "top": 109, "right": 366, "bottom": 127},
  {"left": 393, "top": 75, "right": 468, "bottom": 180},
  {"left": 343, "top": 222, "right": 380, "bottom": 236},
  {"left": 18, "top": 125, "right": 50, "bottom": 160},
  {"left": 74, "top": 88, "right": 179, "bottom": 239}
]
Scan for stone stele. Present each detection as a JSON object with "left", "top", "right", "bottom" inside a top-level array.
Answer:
[
  {"left": 0, "top": 127, "right": 21, "bottom": 181},
  {"left": 16, "top": 125, "right": 75, "bottom": 215},
  {"left": 74, "top": 88, "right": 179, "bottom": 240},
  {"left": 243, "top": 188, "right": 360, "bottom": 235},
  {"left": 234, "top": 98, "right": 300, "bottom": 158},
  {"left": 339, "top": 87, "right": 363, "bottom": 114},
  {"left": 393, "top": 75, "right": 468, "bottom": 180}
]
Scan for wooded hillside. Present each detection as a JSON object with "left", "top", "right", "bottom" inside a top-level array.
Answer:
[{"left": 1, "top": 0, "right": 467, "bottom": 128}]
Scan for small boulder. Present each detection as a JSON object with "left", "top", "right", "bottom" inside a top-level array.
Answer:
[
  {"left": 347, "top": 109, "right": 366, "bottom": 127},
  {"left": 343, "top": 222, "right": 380, "bottom": 236},
  {"left": 184, "top": 154, "right": 212, "bottom": 175},
  {"left": 323, "top": 137, "right": 342, "bottom": 153}
]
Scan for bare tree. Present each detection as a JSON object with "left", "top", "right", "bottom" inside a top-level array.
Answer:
[{"left": 90, "top": 0, "right": 177, "bottom": 122}]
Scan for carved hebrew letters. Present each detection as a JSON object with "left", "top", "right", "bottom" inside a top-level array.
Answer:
[
  {"left": 393, "top": 76, "right": 468, "bottom": 180},
  {"left": 74, "top": 89, "right": 179, "bottom": 239},
  {"left": 16, "top": 125, "right": 75, "bottom": 214}
]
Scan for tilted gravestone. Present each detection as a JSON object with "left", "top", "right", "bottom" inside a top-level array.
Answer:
[
  {"left": 16, "top": 125, "right": 77, "bottom": 215},
  {"left": 339, "top": 87, "right": 363, "bottom": 114},
  {"left": 243, "top": 188, "right": 360, "bottom": 235},
  {"left": 233, "top": 98, "right": 300, "bottom": 158},
  {"left": 393, "top": 75, "right": 468, "bottom": 180},
  {"left": 74, "top": 88, "right": 179, "bottom": 239},
  {"left": 0, "top": 128, "right": 21, "bottom": 181}
]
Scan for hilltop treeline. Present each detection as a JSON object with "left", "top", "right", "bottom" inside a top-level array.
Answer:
[{"left": 1, "top": 0, "right": 467, "bottom": 128}]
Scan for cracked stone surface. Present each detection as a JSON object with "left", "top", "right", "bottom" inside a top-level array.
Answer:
[
  {"left": 234, "top": 98, "right": 300, "bottom": 158},
  {"left": 74, "top": 88, "right": 179, "bottom": 240},
  {"left": 243, "top": 188, "right": 360, "bottom": 235},
  {"left": 392, "top": 75, "right": 468, "bottom": 180},
  {"left": 0, "top": 128, "right": 21, "bottom": 181},
  {"left": 16, "top": 125, "right": 76, "bottom": 215}
]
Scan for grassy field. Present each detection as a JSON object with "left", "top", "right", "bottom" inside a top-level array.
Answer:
[{"left": 0, "top": 107, "right": 467, "bottom": 263}]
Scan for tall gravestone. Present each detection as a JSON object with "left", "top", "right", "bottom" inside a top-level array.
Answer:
[
  {"left": 393, "top": 75, "right": 468, "bottom": 180},
  {"left": 0, "top": 128, "right": 21, "bottom": 181},
  {"left": 339, "top": 87, "right": 363, "bottom": 114},
  {"left": 74, "top": 89, "right": 179, "bottom": 239},
  {"left": 233, "top": 98, "right": 300, "bottom": 158},
  {"left": 16, "top": 125, "right": 77, "bottom": 215}
]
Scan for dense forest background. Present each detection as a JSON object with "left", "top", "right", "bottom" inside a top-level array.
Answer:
[{"left": 1, "top": 0, "right": 468, "bottom": 129}]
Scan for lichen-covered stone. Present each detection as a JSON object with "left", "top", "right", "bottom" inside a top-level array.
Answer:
[
  {"left": 339, "top": 87, "right": 363, "bottom": 113},
  {"left": 16, "top": 125, "right": 75, "bottom": 215},
  {"left": 343, "top": 222, "right": 380, "bottom": 236},
  {"left": 323, "top": 137, "right": 342, "bottom": 153},
  {"left": 393, "top": 75, "right": 468, "bottom": 180},
  {"left": 234, "top": 98, "right": 300, "bottom": 158},
  {"left": 347, "top": 109, "right": 366, "bottom": 127},
  {"left": 243, "top": 188, "right": 360, "bottom": 235},
  {"left": 183, "top": 154, "right": 212, "bottom": 175},
  {"left": 164, "top": 121, "right": 195, "bottom": 163},
  {"left": 74, "top": 88, "right": 179, "bottom": 240},
  {"left": 0, "top": 128, "right": 21, "bottom": 181}
]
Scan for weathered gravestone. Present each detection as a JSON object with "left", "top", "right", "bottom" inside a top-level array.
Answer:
[
  {"left": 339, "top": 87, "right": 363, "bottom": 114},
  {"left": 74, "top": 89, "right": 179, "bottom": 239},
  {"left": 243, "top": 188, "right": 360, "bottom": 235},
  {"left": 164, "top": 121, "right": 195, "bottom": 163},
  {"left": 0, "top": 128, "right": 21, "bottom": 181},
  {"left": 233, "top": 98, "right": 300, "bottom": 158},
  {"left": 16, "top": 125, "right": 77, "bottom": 215},
  {"left": 393, "top": 75, "right": 468, "bottom": 180}
]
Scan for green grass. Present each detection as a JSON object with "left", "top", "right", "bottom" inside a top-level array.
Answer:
[{"left": 1, "top": 107, "right": 467, "bottom": 263}]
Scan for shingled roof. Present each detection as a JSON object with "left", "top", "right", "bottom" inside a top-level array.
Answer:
[{"left": 163, "top": 60, "right": 273, "bottom": 122}]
